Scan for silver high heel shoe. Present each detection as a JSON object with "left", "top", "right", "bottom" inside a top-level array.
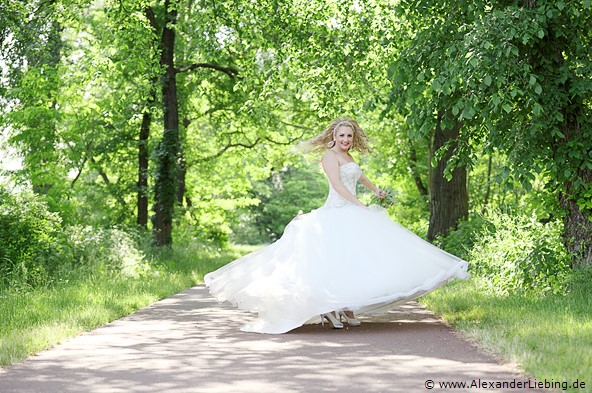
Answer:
[
  {"left": 321, "top": 313, "right": 344, "bottom": 329},
  {"left": 338, "top": 311, "right": 361, "bottom": 327}
]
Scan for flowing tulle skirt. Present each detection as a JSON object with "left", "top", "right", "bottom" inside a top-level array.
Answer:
[{"left": 204, "top": 205, "right": 469, "bottom": 334}]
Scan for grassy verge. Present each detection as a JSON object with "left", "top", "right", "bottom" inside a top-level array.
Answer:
[
  {"left": 0, "top": 243, "right": 255, "bottom": 367},
  {"left": 420, "top": 269, "right": 592, "bottom": 391}
]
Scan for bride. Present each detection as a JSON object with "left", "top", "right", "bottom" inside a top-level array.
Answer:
[{"left": 204, "top": 117, "right": 469, "bottom": 334}]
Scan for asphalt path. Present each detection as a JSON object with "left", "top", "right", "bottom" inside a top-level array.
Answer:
[{"left": 0, "top": 285, "right": 548, "bottom": 393}]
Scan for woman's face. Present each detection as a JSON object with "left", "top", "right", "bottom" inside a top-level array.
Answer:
[{"left": 334, "top": 125, "right": 354, "bottom": 152}]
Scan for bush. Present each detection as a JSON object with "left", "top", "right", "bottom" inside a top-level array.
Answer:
[
  {"left": 63, "top": 225, "right": 153, "bottom": 278},
  {"left": 464, "top": 209, "right": 571, "bottom": 295},
  {"left": 0, "top": 188, "right": 154, "bottom": 290},
  {"left": 0, "top": 188, "right": 63, "bottom": 289},
  {"left": 435, "top": 213, "right": 492, "bottom": 261}
]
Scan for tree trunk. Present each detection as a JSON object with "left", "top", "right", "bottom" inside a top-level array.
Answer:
[
  {"left": 153, "top": 0, "right": 179, "bottom": 246},
  {"left": 560, "top": 187, "right": 592, "bottom": 267},
  {"left": 481, "top": 152, "right": 492, "bottom": 214},
  {"left": 427, "top": 110, "right": 468, "bottom": 241},
  {"left": 176, "top": 117, "right": 190, "bottom": 206},
  {"left": 557, "top": 115, "right": 592, "bottom": 267},
  {"left": 176, "top": 149, "right": 187, "bottom": 204},
  {"left": 137, "top": 107, "right": 151, "bottom": 228},
  {"left": 137, "top": 7, "right": 159, "bottom": 229},
  {"left": 178, "top": 146, "right": 192, "bottom": 207},
  {"left": 407, "top": 136, "right": 429, "bottom": 197}
]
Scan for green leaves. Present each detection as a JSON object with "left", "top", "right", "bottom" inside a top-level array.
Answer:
[
  {"left": 2, "top": 0, "right": 592, "bottom": 258},
  {"left": 556, "top": 0, "right": 565, "bottom": 11},
  {"left": 432, "top": 78, "right": 442, "bottom": 92},
  {"left": 464, "top": 209, "right": 571, "bottom": 295},
  {"left": 0, "top": 189, "right": 63, "bottom": 289},
  {"left": 387, "top": 0, "right": 592, "bottom": 263}
]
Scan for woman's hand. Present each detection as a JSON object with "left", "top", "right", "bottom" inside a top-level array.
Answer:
[{"left": 374, "top": 189, "right": 387, "bottom": 199}]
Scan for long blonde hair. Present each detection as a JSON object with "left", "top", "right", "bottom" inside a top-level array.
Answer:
[{"left": 306, "top": 117, "right": 370, "bottom": 154}]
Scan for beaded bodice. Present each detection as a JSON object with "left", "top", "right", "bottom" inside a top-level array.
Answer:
[{"left": 324, "top": 162, "right": 362, "bottom": 208}]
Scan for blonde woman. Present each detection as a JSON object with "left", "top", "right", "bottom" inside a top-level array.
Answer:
[{"left": 205, "top": 117, "right": 469, "bottom": 334}]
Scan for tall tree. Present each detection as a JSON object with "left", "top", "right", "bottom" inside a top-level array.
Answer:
[
  {"left": 457, "top": 1, "right": 592, "bottom": 267},
  {"left": 387, "top": 1, "right": 472, "bottom": 239},
  {"left": 394, "top": 0, "right": 592, "bottom": 266},
  {"left": 1, "top": 0, "right": 66, "bottom": 206},
  {"left": 137, "top": 6, "right": 160, "bottom": 228},
  {"left": 152, "top": 0, "right": 180, "bottom": 246},
  {"left": 150, "top": 0, "right": 242, "bottom": 246}
]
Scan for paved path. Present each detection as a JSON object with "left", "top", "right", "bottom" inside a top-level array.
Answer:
[{"left": 0, "top": 285, "right": 547, "bottom": 393}]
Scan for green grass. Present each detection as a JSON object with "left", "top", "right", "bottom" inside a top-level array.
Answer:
[
  {"left": 0, "top": 243, "right": 255, "bottom": 367},
  {"left": 420, "top": 269, "right": 592, "bottom": 392}
]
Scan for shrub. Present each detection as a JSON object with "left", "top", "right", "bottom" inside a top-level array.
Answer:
[
  {"left": 0, "top": 188, "right": 63, "bottom": 289},
  {"left": 63, "top": 225, "right": 153, "bottom": 278},
  {"left": 0, "top": 188, "right": 154, "bottom": 290},
  {"left": 467, "top": 209, "right": 571, "bottom": 295},
  {"left": 435, "top": 213, "right": 492, "bottom": 261}
]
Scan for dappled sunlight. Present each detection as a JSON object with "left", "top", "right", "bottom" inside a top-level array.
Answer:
[{"left": 0, "top": 285, "right": 545, "bottom": 393}]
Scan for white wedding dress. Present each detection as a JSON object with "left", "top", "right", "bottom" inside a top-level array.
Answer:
[{"left": 204, "top": 162, "right": 469, "bottom": 334}]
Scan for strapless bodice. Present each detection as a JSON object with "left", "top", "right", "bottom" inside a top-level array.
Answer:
[{"left": 324, "top": 162, "right": 362, "bottom": 208}]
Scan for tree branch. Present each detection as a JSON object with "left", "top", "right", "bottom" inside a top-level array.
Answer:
[
  {"left": 277, "top": 119, "right": 313, "bottom": 131},
  {"left": 144, "top": 6, "right": 158, "bottom": 32},
  {"left": 70, "top": 154, "right": 88, "bottom": 188},
  {"left": 175, "top": 62, "right": 239, "bottom": 78},
  {"left": 89, "top": 157, "right": 132, "bottom": 214},
  {"left": 68, "top": 139, "right": 95, "bottom": 189},
  {"left": 264, "top": 131, "right": 306, "bottom": 146},
  {"left": 193, "top": 137, "right": 262, "bottom": 164},
  {"left": 188, "top": 125, "right": 307, "bottom": 165}
]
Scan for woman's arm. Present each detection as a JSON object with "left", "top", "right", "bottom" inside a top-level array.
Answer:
[
  {"left": 321, "top": 153, "right": 366, "bottom": 207},
  {"left": 359, "top": 173, "right": 386, "bottom": 198}
]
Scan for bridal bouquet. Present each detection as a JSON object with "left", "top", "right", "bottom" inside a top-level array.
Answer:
[{"left": 370, "top": 188, "right": 398, "bottom": 209}]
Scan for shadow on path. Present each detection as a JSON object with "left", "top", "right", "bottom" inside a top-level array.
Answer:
[{"left": 0, "top": 285, "right": 547, "bottom": 393}]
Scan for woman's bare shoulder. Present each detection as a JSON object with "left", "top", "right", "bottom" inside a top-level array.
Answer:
[
  {"left": 322, "top": 150, "right": 338, "bottom": 162},
  {"left": 322, "top": 151, "right": 341, "bottom": 171}
]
